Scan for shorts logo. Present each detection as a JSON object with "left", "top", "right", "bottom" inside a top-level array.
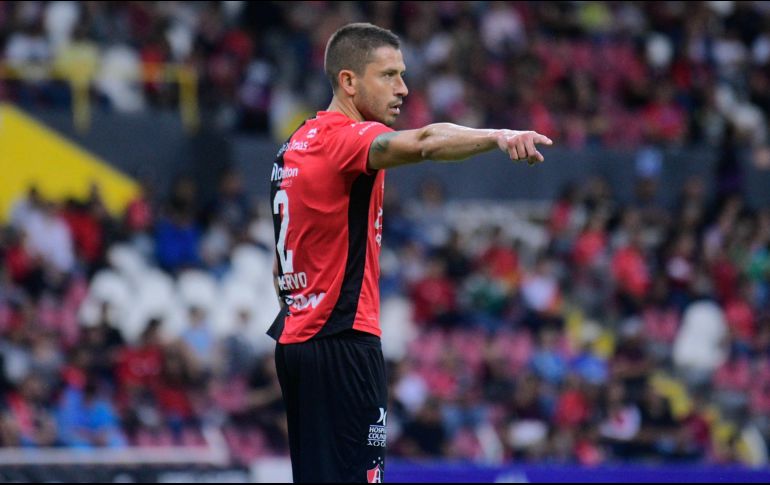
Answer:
[
  {"left": 367, "top": 407, "right": 387, "bottom": 447},
  {"left": 367, "top": 457, "right": 384, "bottom": 483},
  {"left": 377, "top": 407, "right": 387, "bottom": 426}
]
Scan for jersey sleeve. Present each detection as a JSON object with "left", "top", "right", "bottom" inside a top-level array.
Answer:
[{"left": 326, "top": 121, "right": 394, "bottom": 176}]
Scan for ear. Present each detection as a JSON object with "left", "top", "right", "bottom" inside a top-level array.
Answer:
[{"left": 338, "top": 70, "right": 357, "bottom": 96}]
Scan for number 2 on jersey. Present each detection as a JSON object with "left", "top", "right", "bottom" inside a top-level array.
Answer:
[{"left": 273, "top": 190, "right": 294, "bottom": 273}]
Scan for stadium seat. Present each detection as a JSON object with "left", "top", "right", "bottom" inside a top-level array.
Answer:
[
  {"left": 673, "top": 301, "right": 729, "bottom": 383},
  {"left": 107, "top": 244, "right": 149, "bottom": 285},
  {"left": 78, "top": 269, "right": 131, "bottom": 327},
  {"left": 122, "top": 269, "right": 181, "bottom": 343},
  {"left": 177, "top": 269, "right": 220, "bottom": 315}
]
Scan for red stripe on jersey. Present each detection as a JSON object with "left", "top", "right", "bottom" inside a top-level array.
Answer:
[{"left": 269, "top": 111, "right": 393, "bottom": 343}]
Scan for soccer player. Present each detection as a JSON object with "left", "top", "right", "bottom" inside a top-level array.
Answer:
[{"left": 268, "top": 22, "right": 552, "bottom": 483}]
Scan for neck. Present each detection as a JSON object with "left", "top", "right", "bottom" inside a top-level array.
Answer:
[{"left": 327, "top": 95, "right": 364, "bottom": 122}]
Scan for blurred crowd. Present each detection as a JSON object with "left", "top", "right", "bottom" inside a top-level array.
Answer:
[
  {"left": 1, "top": 1, "right": 769, "bottom": 147},
  {"left": 0, "top": 171, "right": 287, "bottom": 463},
  {"left": 382, "top": 177, "right": 769, "bottom": 466},
  {"left": 1, "top": 161, "right": 769, "bottom": 467}
]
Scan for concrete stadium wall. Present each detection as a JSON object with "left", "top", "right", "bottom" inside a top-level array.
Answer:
[{"left": 28, "top": 109, "right": 770, "bottom": 209}]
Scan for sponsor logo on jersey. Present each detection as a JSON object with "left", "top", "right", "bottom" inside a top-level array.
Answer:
[
  {"left": 358, "top": 122, "right": 379, "bottom": 136},
  {"left": 289, "top": 292, "right": 326, "bottom": 311},
  {"left": 374, "top": 207, "right": 383, "bottom": 247},
  {"left": 271, "top": 164, "right": 299, "bottom": 182},
  {"left": 276, "top": 140, "right": 309, "bottom": 158}
]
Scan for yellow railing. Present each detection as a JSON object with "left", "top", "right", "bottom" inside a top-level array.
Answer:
[{"left": 0, "top": 62, "right": 200, "bottom": 133}]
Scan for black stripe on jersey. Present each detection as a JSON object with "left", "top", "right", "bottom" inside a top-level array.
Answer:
[
  {"left": 267, "top": 122, "right": 306, "bottom": 341},
  {"left": 316, "top": 172, "right": 377, "bottom": 339}
]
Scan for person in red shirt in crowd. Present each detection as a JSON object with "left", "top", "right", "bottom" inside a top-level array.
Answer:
[
  {"left": 410, "top": 256, "right": 459, "bottom": 328},
  {"left": 612, "top": 231, "right": 651, "bottom": 315},
  {"left": 125, "top": 179, "right": 155, "bottom": 234},
  {"left": 573, "top": 212, "right": 608, "bottom": 269},
  {"left": 710, "top": 246, "right": 740, "bottom": 304},
  {"left": 477, "top": 225, "right": 520, "bottom": 284},
  {"left": 61, "top": 187, "right": 110, "bottom": 271},
  {"left": 723, "top": 279, "right": 758, "bottom": 351},
  {"left": 641, "top": 276, "right": 680, "bottom": 359},
  {"left": 152, "top": 345, "right": 199, "bottom": 435},
  {"left": 554, "top": 373, "right": 590, "bottom": 429},
  {"left": 114, "top": 319, "right": 164, "bottom": 412},
  {"left": 663, "top": 232, "right": 697, "bottom": 311},
  {"left": 641, "top": 82, "right": 687, "bottom": 145},
  {"left": 3, "top": 229, "right": 35, "bottom": 286},
  {"left": 1, "top": 374, "right": 58, "bottom": 447}
]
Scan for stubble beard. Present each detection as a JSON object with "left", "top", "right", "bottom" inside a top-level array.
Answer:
[{"left": 358, "top": 88, "right": 395, "bottom": 126}]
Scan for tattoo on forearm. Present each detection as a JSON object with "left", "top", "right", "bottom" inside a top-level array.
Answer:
[{"left": 372, "top": 132, "right": 397, "bottom": 152}]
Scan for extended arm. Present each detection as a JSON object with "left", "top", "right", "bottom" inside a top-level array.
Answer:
[{"left": 368, "top": 123, "right": 553, "bottom": 170}]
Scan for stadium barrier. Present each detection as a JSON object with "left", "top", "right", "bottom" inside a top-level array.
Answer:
[
  {"left": 0, "top": 62, "right": 199, "bottom": 132},
  {"left": 0, "top": 426, "right": 237, "bottom": 482},
  {"left": 387, "top": 460, "right": 770, "bottom": 483}
]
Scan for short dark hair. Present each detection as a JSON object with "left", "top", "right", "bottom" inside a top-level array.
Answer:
[{"left": 324, "top": 23, "right": 400, "bottom": 91}]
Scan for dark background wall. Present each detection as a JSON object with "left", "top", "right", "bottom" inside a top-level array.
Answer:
[{"left": 31, "top": 110, "right": 770, "bottom": 209}]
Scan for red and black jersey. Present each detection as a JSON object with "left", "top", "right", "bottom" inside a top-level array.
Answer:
[{"left": 268, "top": 111, "right": 393, "bottom": 344}]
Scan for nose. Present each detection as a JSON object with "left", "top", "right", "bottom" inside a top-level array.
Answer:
[{"left": 395, "top": 75, "right": 408, "bottom": 98}]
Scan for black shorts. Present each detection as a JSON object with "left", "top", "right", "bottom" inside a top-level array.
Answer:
[{"left": 275, "top": 330, "right": 388, "bottom": 483}]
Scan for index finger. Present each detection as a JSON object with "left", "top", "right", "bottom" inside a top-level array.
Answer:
[{"left": 524, "top": 137, "right": 542, "bottom": 161}]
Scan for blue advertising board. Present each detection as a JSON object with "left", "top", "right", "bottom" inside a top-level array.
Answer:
[{"left": 388, "top": 461, "right": 770, "bottom": 483}]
